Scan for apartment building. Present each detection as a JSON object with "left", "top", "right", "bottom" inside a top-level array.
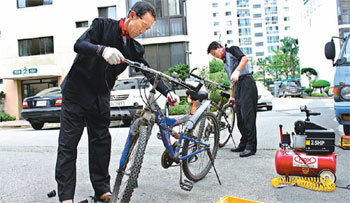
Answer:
[
  {"left": 209, "top": 0, "right": 299, "bottom": 64},
  {"left": 0, "top": 0, "right": 210, "bottom": 119}
]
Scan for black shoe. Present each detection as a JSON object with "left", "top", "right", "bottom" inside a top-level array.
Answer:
[
  {"left": 231, "top": 146, "right": 245, "bottom": 152},
  {"left": 239, "top": 149, "right": 256, "bottom": 157}
]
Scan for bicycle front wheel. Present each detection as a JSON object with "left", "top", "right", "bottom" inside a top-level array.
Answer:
[
  {"left": 111, "top": 125, "right": 149, "bottom": 203},
  {"left": 182, "top": 112, "right": 219, "bottom": 182},
  {"left": 217, "top": 103, "right": 235, "bottom": 147}
]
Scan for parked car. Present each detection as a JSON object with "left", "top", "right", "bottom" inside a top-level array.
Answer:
[
  {"left": 257, "top": 82, "right": 273, "bottom": 111},
  {"left": 277, "top": 79, "right": 302, "bottom": 97},
  {"left": 21, "top": 87, "right": 61, "bottom": 130},
  {"left": 110, "top": 77, "right": 167, "bottom": 126}
]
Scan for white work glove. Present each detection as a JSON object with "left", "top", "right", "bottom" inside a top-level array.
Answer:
[
  {"left": 229, "top": 97, "right": 235, "bottom": 105},
  {"left": 102, "top": 47, "right": 125, "bottom": 65},
  {"left": 230, "top": 70, "right": 240, "bottom": 82},
  {"left": 167, "top": 92, "right": 180, "bottom": 107}
]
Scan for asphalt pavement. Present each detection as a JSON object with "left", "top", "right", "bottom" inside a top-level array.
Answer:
[{"left": 0, "top": 97, "right": 349, "bottom": 203}]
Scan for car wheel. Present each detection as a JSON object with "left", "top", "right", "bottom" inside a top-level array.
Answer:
[
  {"left": 122, "top": 119, "right": 132, "bottom": 127},
  {"left": 30, "top": 121, "right": 44, "bottom": 130},
  {"left": 266, "top": 106, "right": 273, "bottom": 111}
]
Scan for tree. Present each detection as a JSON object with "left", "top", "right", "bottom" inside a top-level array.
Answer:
[
  {"left": 280, "top": 37, "right": 299, "bottom": 79},
  {"left": 312, "top": 80, "right": 330, "bottom": 94},
  {"left": 301, "top": 67, "right": 318, "bottom": 88}
]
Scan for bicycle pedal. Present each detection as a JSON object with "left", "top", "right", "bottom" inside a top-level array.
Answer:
[{"left": 180, "top": 179, "right": 193, "bottom": 191}]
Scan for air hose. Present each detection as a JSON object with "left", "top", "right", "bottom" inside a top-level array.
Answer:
[{"left": 271, "top": 176, "right": 336, "bottom": 192}]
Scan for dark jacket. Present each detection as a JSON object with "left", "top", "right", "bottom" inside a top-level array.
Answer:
[{"left": 61, "top": 18, "right": 170, "bottom": 109}]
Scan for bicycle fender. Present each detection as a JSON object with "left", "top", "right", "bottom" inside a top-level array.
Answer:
[
  {"left": 184, "top": 100, "right": 210, "bottom": 130},
  {"left": 119, "top": 118, "right": 143, "bottom": 169}
]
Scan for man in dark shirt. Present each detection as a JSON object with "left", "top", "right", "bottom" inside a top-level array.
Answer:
[
  {"left": 207, "top": 41, "right": 258, "bottom": 158},
  {"left": 55, "top": 2, "right": 179, "bottom": 203}
]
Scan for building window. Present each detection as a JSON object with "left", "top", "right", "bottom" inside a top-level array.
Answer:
[
  {"left": 267, "top": 36, "right": 279, "bottom": 43},
  {"left": 225, "top": 2, "right": 230, "bottom": 6},
  {"left": 139, "top": 42, "right": 187, "bottom": 75},
  {"left": 76, "top": 21, "right": 88, "bottom": 28},
  {"left": 283, "top": 7, "right": 289, "bottom": 12},
  {"left": 237, "top": 0, "right": 249, "bottom": 7},
  {"left": 212, "top": 3, "right": 218, "bottom": 8},
  {"left": 253, "top": 14, "right": 262, "bottom": 18},
  {"left": 284, "top": 16, "right": 290, "bottom": 21},
  {"left": 227, "top": 21, "right": 232, "bottom": 26},
  {"left": 256, "top": 52, "right": 264, "bottom": 56},
  {"left": 254, "top": 23, "right": 262, "bottom": 28},
  {"left": 226, "top": 11, "right": 232, "bottom": 16},
  {"left": 265, "top": 16, "right": 278, "bottom": 25},
  {"left": 265, "top": 6, "right": 277, "bottom": 15},
  {"left": 98, "top": 6, "right": 116, "bottom": 19},
  {"left": 255, "top": 32, "right": 263, "bottom": 37},
  {"left": 227, "top": 40, "right": 233, "bottom": 44},
  {"left": 214, "top": 22, "right": 219, "bottom": 26},
  {"left": 241, "top": 47, "right": 252, "bottom": 55},
  {"left": 266, "top": 26, "right": 279, "bottom": 34},
  {"left": 213, "top": 12, "right": 219, "bottom": 17},
  {"left": 238, "top": 18, "right": 250, "bottom": 26},
  {"left": 17, "top": 0, "right": 52, "bottom": 8},
  {"left": 239, "top": 28, "right": 251, "bottom": 36},
  {"left": 239, "top": 37, "right": 252, "bottom": 46},
  {"left": 237, "top": 9, "right": 250, "bottom": 17},
  {"left": 256, "top": 42, "right": 264, "bottom": 46},
  {"left": 227, "top": 30, "right": 233, "bottom": 35},
  {"left": 285, "top": 26, "right": 290, "bottom": 31},
  {"left": 18, "top": 36, "right": 54, "bottom": 56},
  {"left": 253, "top": 4, "right": 261, "bottom": 8},
  {"left": 214, "top": 31, "right": 220, "bottom": 36},
  {"left": 264, "top": 0, "right": 277, "bottom": 6},
  {"left": 131, "top": 0, "right": 186, "bottom": 38},
  {"left": 337, "top": 0, "right": 350, "bottom": 25},
  {"left": 268, "top": 45, "right": 279, "bottom": 53}
]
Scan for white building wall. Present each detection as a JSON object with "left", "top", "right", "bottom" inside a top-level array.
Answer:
[
  {"left": 186, "top": 0, "right": 212, "bottom": 69},
  {"left": 298, "top": 0, "right": 339, "bottom": 86}
]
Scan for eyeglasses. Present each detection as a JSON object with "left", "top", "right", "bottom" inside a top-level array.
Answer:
[{"left": 137, "top": 15, "right": 149, "bottom": 31}]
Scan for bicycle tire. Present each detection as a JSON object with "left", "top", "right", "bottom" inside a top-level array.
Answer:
[
  {"left": 217, "top": 103, "right": 235, "bottom": 147},
  {"left": 182, "top": 112, "right": 219, "bottom": 182},
  {"left": 111, "top": 125, "right": 149, "bottom": 203}
]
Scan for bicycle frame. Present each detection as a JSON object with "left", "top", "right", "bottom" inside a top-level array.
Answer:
[{"left": 118, "top": 60, "right": 211, "bottom": 169}]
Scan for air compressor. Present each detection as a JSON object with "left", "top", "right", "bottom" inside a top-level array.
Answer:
[{"left": 275, "top": 105, "right": 337, "bottom": 182}]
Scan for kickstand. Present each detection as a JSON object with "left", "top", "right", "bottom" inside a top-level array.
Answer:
[
  {"left": 206, "top": 147, "right": 222, "bottom": 185},
  {"left": 179, "top": 160, "right": 193, "bottom": 191}
]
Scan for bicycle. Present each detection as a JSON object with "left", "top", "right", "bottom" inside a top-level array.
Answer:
[
  {"left": 111, "top": 59, "right": 221, "bottom": 203},
  {"left": 187, "top": 71, "right": 236, "bottom": 148}
]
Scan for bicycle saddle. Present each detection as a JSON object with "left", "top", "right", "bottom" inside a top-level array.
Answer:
[
  {"left": 219, "top": 91, "right": 230, "bottom": 99},
  {"left": 186, "top": 89, "right": 209, "bottom": 101}
]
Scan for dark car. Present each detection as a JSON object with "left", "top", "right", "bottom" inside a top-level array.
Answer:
[
  {"left": 278, "top": 79, "right": 302, "bottom": 97},
  {"left": 21, "top": 87, "right": 61, "bottom": 130}
]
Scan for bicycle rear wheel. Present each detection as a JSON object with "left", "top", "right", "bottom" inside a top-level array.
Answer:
[
  {"left": 217, "top": 103, "right": 235, "bottom": 147},
  {"left": 182, "top": 112, "right": 219, "bottom": 182},
  {"left": 111, "top": 125, "right": 149, "bottom": 203}
]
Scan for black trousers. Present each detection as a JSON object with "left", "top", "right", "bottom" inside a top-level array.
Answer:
[
  {"left": 234, "top": 75, "right": 258, "bottom": 151},
  {"left": 55, "top": 93, "right": 111, "bottom": 201}
]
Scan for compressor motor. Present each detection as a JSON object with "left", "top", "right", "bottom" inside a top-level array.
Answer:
[{"left": 275, "top": 105, "right": 337, "bottom": 182}]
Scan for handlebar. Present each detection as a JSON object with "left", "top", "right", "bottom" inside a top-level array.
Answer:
[
  {"left": 124, "top": 59, "right": 203, "bottom": 92},
  {"left": 189, "top": 72, "right": 231, "bottom": 90}
]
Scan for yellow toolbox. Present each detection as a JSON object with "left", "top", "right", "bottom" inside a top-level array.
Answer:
[{"left": 216, "top": 195, "right": 260, "bottom": 203}]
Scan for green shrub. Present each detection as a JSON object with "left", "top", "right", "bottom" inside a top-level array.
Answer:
[
  {"left": 311, "top": 93, "right": 326, "bottom": 97},
  {"left": 0, "top": 91, "right": 5, "bottom": 99},
  {"left": 169, "top": 104, "right": 189, "bottom": 115},
  {"left": 0, "top": 110, "right": 16, "bottom": 122},
  {"left": 304, "top": 88, "right": 313, "bottom": 95},
  {"left": 324, "top": 87, "right": 330, "bottom": 96},
  {"left": 312, "top": 80, "right": 330, "bottom": 88},
  {"left": 209, "top": 59, "right": 224, "bottom": 73},
  {"left": 165, "top": 64, "right": 190, "bottom": 81}
]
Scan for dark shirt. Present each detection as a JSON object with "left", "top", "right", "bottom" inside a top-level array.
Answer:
[
  {"left": 224, "top": 46, "right": 252, "bottom": 79},
  {"left": 61, "top": 18, "right": 170, "bottom": 109}
]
